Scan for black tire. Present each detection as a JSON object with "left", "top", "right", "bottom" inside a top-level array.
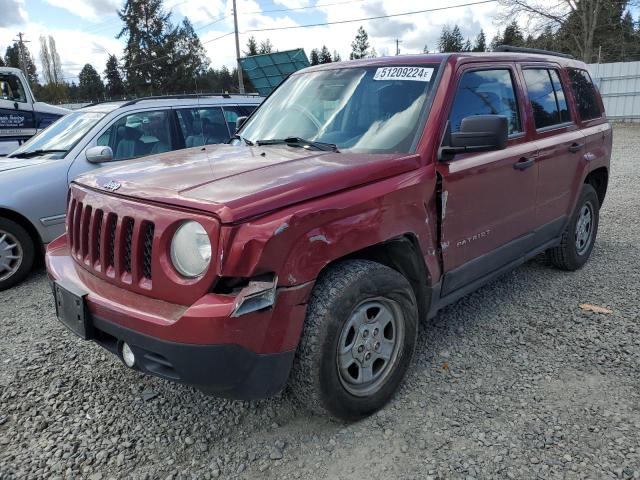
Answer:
[
  {"left": 546, "top": 184, "right": 599, "bottom": 271},
  {"left": 0, "top": 217, "right": 35, "bottom": 291},
  {"left": 288, "top": 259, "right": 418, "bottom": 421}
]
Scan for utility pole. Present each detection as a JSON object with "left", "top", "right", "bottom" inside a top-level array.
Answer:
[
  {"left": 14, "top": 32, "right": 30, "bottom": 78},
  {"left": 395, "top": 38, "right": 402, "bottom": 56},
  {"left": 232, "top": 0, "right": 245, "bottom": 94}
]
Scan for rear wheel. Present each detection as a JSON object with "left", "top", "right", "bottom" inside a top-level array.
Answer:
[
  {"left": 0, "top": 218, "right": 35, "bottom": 291},
  {"left": 288, "top": 260, "right": 418, "bottom": 421},
  {"left": 546, "top": 184, "right": 599, "bottom": 271}
]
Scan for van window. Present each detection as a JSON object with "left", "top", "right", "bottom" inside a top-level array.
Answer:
[
  {"left": 449, "top": 69, "right": 522, "bottom": 135},
  {"left": 222, "top": 105, "right": 256, "bottom": 134},
  {"left": 523, "top": 69, "right": 571, "bottom": 129},
  {"left": 0, "top": 73, "right": 27, "bottom": 103},
  {"left": 96, "top": 110, "right": 172, "bottom": 161},
  {"left": 567, "top": 68, "right": 601, "bottom": 121}
]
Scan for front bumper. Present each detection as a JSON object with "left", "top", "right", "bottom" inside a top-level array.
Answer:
[{"left": 46, "top": 236, "right": 312, "bottom": 399}]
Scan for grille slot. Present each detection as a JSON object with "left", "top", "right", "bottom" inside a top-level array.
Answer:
[
  {"left": 142, "top": 223, "right": 154, "bottom": 279},
  {"left": 107, "top": 214, "right": 117, "bottom": 268},
  {"left": 95, "top": 210, "right": 103, "bottom": 262},
  {"left": 123, "top": 218, "right": 134, "bottom": 274}
]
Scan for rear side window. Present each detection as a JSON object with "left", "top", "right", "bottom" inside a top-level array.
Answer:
[
  {"left": 449, "top": 69, "right": 522, "bottom": 135},
  {"left": 523, "top": 69, "right": 571, "bottom": 129},
  {"left": 176, "top": 107, "right": 229, "bottom": 148},
  {"left": 567, "top": 68, "right": 601, "bottom": 121}
]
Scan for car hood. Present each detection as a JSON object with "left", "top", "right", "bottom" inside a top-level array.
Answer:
[
  {"left": 80, "top": 144, "right": 420, "bottom": 223},
  {"left": 0, "top": 157, "right": 50, "bottom": 173}
]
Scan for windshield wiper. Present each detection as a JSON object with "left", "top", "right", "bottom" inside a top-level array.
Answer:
[
  {"left": 231, "top": 134, "right": 254, "bottom": 146},
  {"left": 9, "top": 149, "right": 67, "bottom": 159},
  {"left": 256, "top": 137, "right": 339, "bottom": 152}
]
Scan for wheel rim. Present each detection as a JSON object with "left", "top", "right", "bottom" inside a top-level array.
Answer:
[
  {"left": 336, "top": 298, "right": 405, "bottom": 397},
  {"left": 575, "top": 202, "right": 594, "bottom": 256},
  {"left": 0, "top": 230, "right": 23, "bottom": 282}
]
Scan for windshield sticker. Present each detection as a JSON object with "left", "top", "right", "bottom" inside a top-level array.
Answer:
[{"left": 373, "top": 67, "right": 433, "bottom": 82}]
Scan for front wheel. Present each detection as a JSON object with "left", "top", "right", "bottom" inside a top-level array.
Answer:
[
  {"left": 288, "top": 260, "right": 418, "bottom": 421},
  {"left": 0, "top": 218, "right": 35, "bottom": 291},
  {"left": 546, "top": 184, "right": 600, "bottom": 271}
]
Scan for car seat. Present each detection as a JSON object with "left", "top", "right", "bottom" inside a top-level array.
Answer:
[
  {"left": 185, "top": 119, "right": 206, "bottom": 148},
  {"left": 115, "top": 126, "right": 143, "bottom": 160}
]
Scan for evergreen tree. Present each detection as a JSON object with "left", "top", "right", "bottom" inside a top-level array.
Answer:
[
  {"left": 0, "top": 57, "right": 3, "bottom": 67},
  {"left": 439, "top": 25, "right": 464, "bottom": 52},
  {"left": 310, "top": 49, "right": 320, "bottom": 65},
  {"left": 259, "top": 39, "right": 273, "bottom": 54},
  {"left": 350, "top": 26, "right": 370, "bottom": 59},
  {"left": 319, "top": 45, "right": 332, "bottom": 64},
  {"left": 244, "top": 36, "right": 258, "bottom": 56},
  {"left": 332, "top": 50, "right": 341, "bottom": 62},
  {"left": 472, "top": 29, "right": 487, "bottom": 52},
  {"left": 423, "top": 44, "right": 429, "bottom": 53},
  {"left": 4, "top": 43, "right": 38, "bottom": 85},
  {"left": 117, "top": 0, "right": 174, "bottom": 94},
  {"left": 104, "top": 54, "right": 125, "bottom": 97},
  {"left": 463, "top": 39, "right": 472, "bottom": 51},
  {"left": 171, "top": 18, "right": 209, "bottom": 91},
  {"left": 502, "top": 21, "right": 525, "bottom": 46},
  {"left": 78, "top": 64, "right": 105, "bottom": 101}
]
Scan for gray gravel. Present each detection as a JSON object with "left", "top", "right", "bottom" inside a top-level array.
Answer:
[{"left": 1, "top": 125, "right": 639, "bottom": 480}]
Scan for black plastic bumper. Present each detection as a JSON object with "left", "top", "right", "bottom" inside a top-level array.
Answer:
[{"left": 90, "top": 315, "right": 295, "bottom": 400}]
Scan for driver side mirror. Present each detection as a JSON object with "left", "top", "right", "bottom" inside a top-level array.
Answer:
[
  {"left": 439, "top": 115, "right": 508, "bottom": 161},
  {"left": 235, "top": 116, "right": 248, "bottom": 133},
  {"left": 86, "top": 146, "right": 114, "bottom": 164}
]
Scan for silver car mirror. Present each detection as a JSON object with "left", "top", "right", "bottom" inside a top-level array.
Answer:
[{"left": 86, "top": 146, "right": 114, "bottom": 164}]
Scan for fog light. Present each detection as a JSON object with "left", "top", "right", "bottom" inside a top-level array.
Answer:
[{"left": 122, "top": 343, "right": 135, "bottom": 368}]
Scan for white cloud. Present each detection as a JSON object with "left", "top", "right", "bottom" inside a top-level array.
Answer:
[
  {"left": 0, "top": 0, "right": 27, "bottom": 27},
  {"left": 43, "top": 0, "right": 121, "bottom": 21},
  {"left": 272, "top": 0, "right": 312, "bottom": 9}
]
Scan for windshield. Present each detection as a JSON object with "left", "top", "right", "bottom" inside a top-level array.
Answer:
[
  {"left": 240, "top": 65, "right": 439, "bottom": 154},
  {"left": 10, "top": 111, "right": 104, "bottom": 159}
]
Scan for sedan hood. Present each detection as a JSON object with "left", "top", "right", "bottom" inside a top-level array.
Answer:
[
  {"left": 80, "top": 144, "right": 420, "bottom": 223},
  {"left": 0, "top": 157, "right": 50, "bottom": 173}
]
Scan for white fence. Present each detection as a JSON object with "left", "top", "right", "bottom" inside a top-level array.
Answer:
[{"left": 588, "top": 61, "right": 640, "bottom": 122}]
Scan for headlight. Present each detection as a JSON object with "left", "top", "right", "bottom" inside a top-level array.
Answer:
[{"left": 170, "top": 221, "right": 211, "bottom": 278}]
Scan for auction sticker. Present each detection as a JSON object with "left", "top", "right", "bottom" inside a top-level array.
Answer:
[{"left": 373, "top": 67, "right": 433, "bottom": 82}]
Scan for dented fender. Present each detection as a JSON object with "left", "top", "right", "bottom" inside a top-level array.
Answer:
[{"left": 217, "top": 166, "right": 442, "bottom": 291}]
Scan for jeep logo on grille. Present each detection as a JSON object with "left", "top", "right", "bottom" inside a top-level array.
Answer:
[{"left": 102, "top": 180, "right": 121, "bottom": 192}]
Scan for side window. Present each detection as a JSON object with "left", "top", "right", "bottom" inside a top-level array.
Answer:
[
  {"left": 176, "top": 107, "right": 229, "bottom": 148},
  {"left": 567, "top": 68, "right": 601, "bottom": 121},
  {"left": 223, "top": 105, "right": 257, "bottom": 134},
  {"left": 96, "top": 110, "right": 172, "bottom": 161},
  {"left": 523, "top": 69, "right": 570, "bottom": 129},
  {"left": 449, "top": 69, "right": 522, "bottom": 135},
  {"left": 0, "top": 74, "right": 27, "bottom": 103}
]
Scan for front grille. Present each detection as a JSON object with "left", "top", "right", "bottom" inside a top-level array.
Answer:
[{"left": 67, "top": 203, "right": 154, "bottom": 284}]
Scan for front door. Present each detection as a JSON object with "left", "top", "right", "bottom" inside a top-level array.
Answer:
[
  {"left": 437, "top": 64, "right": 539, "bottom": 296},
  {"left": 0, "top": 72, "right": 35, "bottom": 142}
]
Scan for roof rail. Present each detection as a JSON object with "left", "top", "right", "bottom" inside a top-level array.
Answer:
[
  {"left": 493, "top": 45, "right": 574, "bottom": 59},
  {"left": 119, "top": 92, "right": 260, "bottom": 107}
]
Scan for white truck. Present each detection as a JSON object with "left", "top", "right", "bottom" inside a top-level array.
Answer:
[{"left": 1, "top": 67, "right": 69, "bottom": 155}]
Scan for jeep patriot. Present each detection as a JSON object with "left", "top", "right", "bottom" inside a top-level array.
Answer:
[{"left": 46, "top": 48, "right": 611, "bottom": 420}]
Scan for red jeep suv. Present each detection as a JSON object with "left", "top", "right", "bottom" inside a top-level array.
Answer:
[{"left": 46, "top": 48, "right": 611, "bottom": 420}]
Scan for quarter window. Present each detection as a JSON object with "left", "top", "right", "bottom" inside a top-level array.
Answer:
[
  {"left": 567, "top": 68, "right": 601, "bottom": 121},
  {"left": 523, "top": 69, "right": 570, "bottom": 129},
  {"left": 449, "top": 69, "right": 522, "bottom": 135}
]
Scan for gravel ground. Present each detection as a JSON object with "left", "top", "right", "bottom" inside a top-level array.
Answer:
[{"left": 1, "top": 125, "right": 639, "bottom": 480}]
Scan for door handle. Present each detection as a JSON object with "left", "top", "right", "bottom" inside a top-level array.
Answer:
[
  {"left": 513, "top": 157, "right": 535, "bottom": 170},
  {"left": 568, "top": 142, "right": 584, "bottom": 153}
]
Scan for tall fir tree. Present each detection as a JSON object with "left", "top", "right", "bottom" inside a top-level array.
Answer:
[
  {"left": 310, "top": 49, "right": 320, "bottom": 65},
  {"left": 439, "top": 25, "right": 464, "bottom": 52},
  {"left": 259, "top": 39, "right": 273, "bottom": 54},
  {"left": 244, "top": 36, "right": 258, "bottom": 56},
  {"left": 4, "top": 43, "right": 38, "bottom": 86},
  {"left": 319, "top": 45, "right": 333, "bottom": 64},
  {"left": 78, "top": 64, "right": 104, "bottom": 101},
  {"left": 502, "top": 21, "right": 525, "bottom": 46},
  {"left": 104, "top": 55, "right": 125, "bottom": 97},
  {"left": 350, "top": 26, "right": 370, "bottom": 59},
  {"left": 332, "top": 50, "right": 342, "bottom": 62},
  {"left": 472, "top": 29, "right": 487, "bottom": 52}
]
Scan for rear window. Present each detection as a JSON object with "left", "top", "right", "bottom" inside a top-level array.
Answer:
[
  {"left": 523, "top": 68, "right": 571, "bottom": 129},
  {"left": 567, "top": 68, "right": 601, "bottom": 121}
]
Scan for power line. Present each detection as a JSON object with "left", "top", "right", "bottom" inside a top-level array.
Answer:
[{"left": 240, "top": 0, "right": 498, "bottom": 34}]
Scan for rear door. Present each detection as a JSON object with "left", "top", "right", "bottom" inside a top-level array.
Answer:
[
  {"left": 520, "top": 65, "right": 585, "bottom": 228},
  {"left": 438, "top": 63, "right": 539, "bottom": 296},
  {"left": 0, "top": 72, "right": 35, "bottom": 142}
]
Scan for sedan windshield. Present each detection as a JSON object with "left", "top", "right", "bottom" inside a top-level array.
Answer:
[
  {"left": 9, "top": 111, "right": 104, "bottom": 159},
  {"left": 240, "top": 65, "right": 439, "bottom": 154}
]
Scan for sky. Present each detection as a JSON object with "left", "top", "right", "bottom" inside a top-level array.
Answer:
[{"left": 0, "top": 0, "right": 502, "bottom": 84}]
